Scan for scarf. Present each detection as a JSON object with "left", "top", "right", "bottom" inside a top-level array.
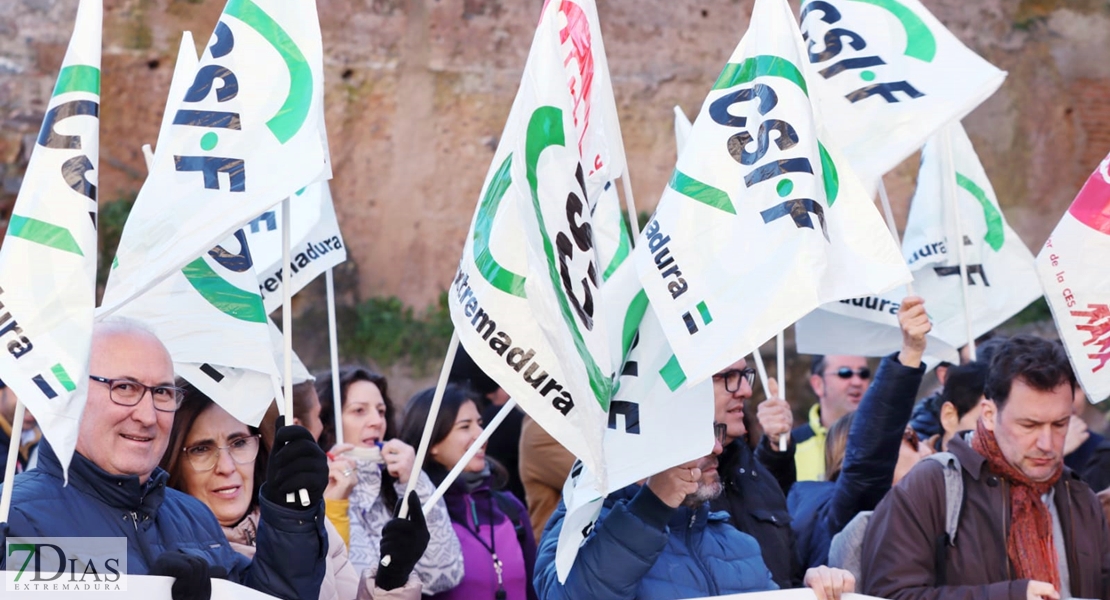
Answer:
[{"left": 971, "top": 420, "right": 1062, "bottom": 590}]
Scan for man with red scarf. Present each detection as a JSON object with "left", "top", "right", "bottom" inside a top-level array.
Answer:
[{"left": 859, "top": 335, "right": 1110, "bottom": 600}]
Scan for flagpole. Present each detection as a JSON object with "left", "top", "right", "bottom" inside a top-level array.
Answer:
[
  {"left": 752, "top": 345, "right": 771, "bottom": 397},
  {"left": 877, "top": 179, "right": 916, "bottom": 296},
  {"left": 775, "top": 332, "right": 788, "bottom": 451},
  {"left": 0, "top": 401, "right": 26, "bottom": 522},
  {"left": 325, "top": 268, "right": 344, "bottom": 445},
  {"left": 942, "top": 129, "right": 977, "bottom": 361},
  {"left": 281, "top": 197, "right": 294, "bottom": 420},
  {"left": 399, "top": 330, "right": 460, "bottom": 519},
  {"left": 422, "top": 397, "right": 518, "bottom": 515},
  {"left": 619, "top": 175, "right": 641, "bottom": 239}
]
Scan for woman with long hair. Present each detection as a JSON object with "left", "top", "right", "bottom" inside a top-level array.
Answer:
[{"left": 400, "top": 384, "right": 537, "bottom": 600}]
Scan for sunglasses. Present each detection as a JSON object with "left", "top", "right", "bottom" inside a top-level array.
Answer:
[
  {"left": 829, "top": 367, "right": 871, "bottom": 380},
  {"left": 903, "top": 427, "right": 919, "bottom": 452}
]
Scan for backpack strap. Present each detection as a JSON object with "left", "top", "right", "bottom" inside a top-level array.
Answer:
[
  {"left": 923, "top": 451, "right": 965, "bottom": 587},
  {"left": 492, "top": 491, "right": 528, "bottom": 546}
]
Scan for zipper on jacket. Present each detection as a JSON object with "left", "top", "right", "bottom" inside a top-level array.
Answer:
[
  {"left": 685, "top": 510, "right": 719, "bottom": 596},
  {"left": 1063, "top": 480, "right": 1079, "bottom": 597},
  {"left": 127, "top": 511, "right": 139, "bottom": 532},
  {"left": 1001, "top": 479, "right": 1012, "bottom": 580}
]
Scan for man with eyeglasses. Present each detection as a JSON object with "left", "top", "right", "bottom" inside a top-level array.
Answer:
[
  {"left": 793, "top": 354, "right": 874, "bottom": 482},
  {"left": 0, "top": 320, "right": 329, "bottom": 600}
]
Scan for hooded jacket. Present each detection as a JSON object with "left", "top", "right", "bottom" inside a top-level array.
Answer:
[
  {"left": 0, "top": 441, "right": 326, "bottom": 600},
  {"left": 861, "top": 434, "right": 1110, "bottom": 600},
  {"left": 534, "top": 484, "right": 777, "bottom": 600}
]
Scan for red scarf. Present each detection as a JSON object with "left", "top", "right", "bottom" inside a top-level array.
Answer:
[{"left": 971, "top": 420, "right": 1062, "bottom": 590}]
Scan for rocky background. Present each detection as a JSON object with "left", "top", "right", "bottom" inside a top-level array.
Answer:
[{"left": 3, "top": 0, "right": 1110, "bottom": 406}]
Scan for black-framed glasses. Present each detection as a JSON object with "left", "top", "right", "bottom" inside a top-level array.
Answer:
[
  {"left": 183, "top": 435, "right": 261, "bottom": 471},
  {"left": 712, "top": 422, "right": 728, "bottom": 445},
  {"left": 89, "top": 375, "right": 185, "bottom": 413},
  {"left": 830, "top": 367, "right": 871, "bottom": 380},
  {"left": 712, "top": 368, "right": 756, "bottom": 393}
]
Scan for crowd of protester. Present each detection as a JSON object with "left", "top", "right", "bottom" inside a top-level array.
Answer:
[{"left": 1, "top": 295, "right": 1109, "bottom": 600}]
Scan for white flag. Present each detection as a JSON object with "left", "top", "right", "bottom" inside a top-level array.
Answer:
[
  {"left": 449, "top": 0, "right": 627, "bottom": 484},
  {"left": 634, "top": 0, "right": 910, "bottom": 386},
  {"left": 796, "top": 123, "right": 1041, "bottom": 362},
  {"left": 1037, "top": 152, "right": 1110, "bottom": 403},
  {"left": 246, "top": 183, "right": 347, "bottom": 313},
  {"left": 150, "top": 32, "right": 199, "bottom": 164},
  {"left": 0, "top": 0, "right": 101, "bottom": 475},
  {"left": 799, "top": 0, "right": 1005, "bottom": 189},
  {"left": 673, "top": 105, "right": 692, "bottom": 158},
  {"left": 100, "top": 0, "right": 329, "bottom": 316}
]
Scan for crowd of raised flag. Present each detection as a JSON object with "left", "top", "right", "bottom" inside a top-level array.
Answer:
[{"left": 1, "top": 0, "right": 1109, "bottom": 599}]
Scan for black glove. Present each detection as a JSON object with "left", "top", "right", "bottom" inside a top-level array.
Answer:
[
  {"left": 150, "top": 551, "right": 214, "bottom": 600},
  {"left": 376, "top": 491, "right": 431, "bottom": 591},
  {"left": 263, "top": 425, "right": 328, "bottom": 509}
]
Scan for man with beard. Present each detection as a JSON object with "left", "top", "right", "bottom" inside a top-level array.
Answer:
[{"left": 533, "top": 429, "right": 856, "bottom": 600}]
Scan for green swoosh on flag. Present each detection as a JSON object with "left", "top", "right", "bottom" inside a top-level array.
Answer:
[
  {"left": 713, "top": 55, "right": 808, "bottom": 97},
  {"left": 670, "top": 170, "right": 736, "bottom": 214},
  {"left": 225, "top": 0, "right": 312, "bottom": 144},
  {"left": 525, "top": 106, "right": 611, "bottom": 412},
  {"left": 182, "top": 258, "right": 268, "bottom": 323},
  {"left": 621, "top": 290, "right": 649, "bottom": 361},
  {"left": 956, "top": 172, "right": 1004, "bottom": 251},
  {"left": 848, "top": 0, "right": 936, "bottom": 62},
  {"left": 602, "top": 210, "right": 632, "bottom": 281},
  {"left": 7, "top": 215, "right": 84, "bottom": 256},
  {"left": 474, "top": 155, "right": 527, "bottom": 297},
  {"left": 53, "top": 65, "right": 100, "bottom": 97},
  {"left": 819, "top": 143, "right": 839, "bottom": 206}
]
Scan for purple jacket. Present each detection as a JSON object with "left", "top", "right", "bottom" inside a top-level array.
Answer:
[{"left": 430, "top": 467, "right": 538, "bottom": 600}]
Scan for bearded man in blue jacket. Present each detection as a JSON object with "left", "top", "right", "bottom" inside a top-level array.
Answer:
[
  {"left": 534, "top": 428, "right": 856, "bottom": 600},
  {"left": 0, "top": 320, "right": 329, "bottom": 600}
]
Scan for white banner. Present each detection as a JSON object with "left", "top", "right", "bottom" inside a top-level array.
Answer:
[
  {"left": 449, "top": 0, "right": 627, "bottom": 485},
  {"left": 797, "top": 122, "right": 1041, "bottom": 362},
  {"left": 799, "top": 0, "right": 1006, "bottom": 191},
  {"left": 1037, "top": 152, "right": 1110, "bottom": 403},
  {"left": 150, "top": 31, "right": 199, "bottom": 164},
  {"left": 634, "top": 0, "right": 910, "bottom": 386},
  {"left": 245, "top": 183, "right": 347, "bottom": 313},
  {"left": 101, "top": 0, "right": 329, "bottom": 316},
  {"left": 0, "top": 0, "right": 101, "bottom": 475}
]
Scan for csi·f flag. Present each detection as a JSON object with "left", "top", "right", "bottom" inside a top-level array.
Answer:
[
  {"left": 0, "top": 0, "right": 101, "bottom": 475},
  {"left": 449, "top": 0, "right": 628, "bottom": 485},
  {"left": 796, "top": 123, "right": 1040, "bottom": 360},
  {"left": 796, "top": 123, "right": 1041, "bottom": 363},
  {"left": 1037, "top": 152, "right": 1110, "bottom": 403},
  {"left": 100, "top": 0, "right": 329, "bottom": 317},
  {"left": 799, "top": 0, "right": 1005, "bottom": 191},
  {"left": 634, "top": 0, "right": 910, "bottom": 385}
]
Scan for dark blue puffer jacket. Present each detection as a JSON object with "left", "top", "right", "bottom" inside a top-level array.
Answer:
[
  {"left": 534, "top": 483, "right": 777, "bottom": 600},
  {"left": 0, "top": 441, "right": 327, "bottom": 600},
  {"left": 787, "top": 353, "right": 924, "bottom": 569}
]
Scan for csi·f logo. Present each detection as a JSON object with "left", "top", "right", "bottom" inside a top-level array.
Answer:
[
  {"left": 800, "top": 0, "right": 936, "bottom": 103},
  {"left": 5, "top": 537, "right": 126, "bottom": 592},
  {"left": 173, "top": 0, "right": 314, "bottom": 192}
]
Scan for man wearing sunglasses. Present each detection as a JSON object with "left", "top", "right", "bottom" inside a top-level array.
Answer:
[
  {"left": 794, "top": 355, "right": 874, "bottom": 482},
  {"left": 0, "top": 320, "right": 329, "bottom": 600}
]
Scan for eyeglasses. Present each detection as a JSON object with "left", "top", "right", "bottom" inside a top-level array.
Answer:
[
  {"left": 712, "top": 368, "right": 756, "bottom": 393},
  {"left": 89, "top": 375, "right": 185, "bottom": 413},
  {"left": 829, "top": 367, "right": 871, "bottom": 380},
  {"left": 712, "top": 422, "right": 728, "bottom": 445},
  {"left": 903, "top": 427, "right": 919, "bottom": 452},
  {"left": 183, "top": 435, "right": 261, "bottom": 471}
]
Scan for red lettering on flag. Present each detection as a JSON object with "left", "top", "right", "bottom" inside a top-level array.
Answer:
[
  {"left": 1068, "top": 154, "right": 1110, "bottom": 235},
  {"left": 1073, "top": 303, "right": 1110, "bottom": 372},
  {"left": 557, "top": 1, "right": 595, "bottom": 157}
]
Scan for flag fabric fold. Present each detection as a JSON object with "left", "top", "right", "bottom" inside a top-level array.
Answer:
[
  {"left": 633, "top": 0, "right": 911, "bottom": 386},
  {"left": 1037, "top": 152, "right": 1110, "bottom": 403},
  {"left": 0, "top": 0, "right": 102, "bottom": 476}
]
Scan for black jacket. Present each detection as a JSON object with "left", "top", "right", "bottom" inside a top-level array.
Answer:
[
  {"left": 710, "top": 436, "right": 802, "bottom": 588},
  {"left": 1065, "top": 431, "right": 1110, "bottom": 493}
]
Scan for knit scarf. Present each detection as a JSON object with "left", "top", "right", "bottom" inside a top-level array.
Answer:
[{"left": 971, "top": 420, "right": 1062, "bottom": 590}]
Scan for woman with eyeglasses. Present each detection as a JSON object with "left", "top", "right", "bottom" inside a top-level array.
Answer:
[
  {"left": 160, "top": 386, "right": 368, "bottom": 600},
  {"left": 787, "top": 296, "right": 934, "bottom": 571},
  {"left": 314, "top": 366, "right": 464, "bottom": 595}
]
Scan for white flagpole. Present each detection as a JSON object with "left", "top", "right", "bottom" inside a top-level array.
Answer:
[
  {"left": 0, "top": 401, "right": 26, "bottom": 522},
  {"left": 752, "top": 345, "right": 771, "bottom": 397},
  {"left": 775, "top": 332, "right": 788, "bottom": 451},
  {"left": 877, "top": 180, "right": 916, "bottom": 296},
  {"left": 942, "top": 129, "right": 977, "bottom": 361},
  {"left": 422, "top": 397, "right": 518, "bottom": 514},
  {"left": 619, "top": 175, "right": 641, "bottom": 239},
  {"left": 282, "top": 197, "right": 294, "bottom": 420},
  {"left": 326, "top": 268, "right": 344, "bottom": 445},
  {"left": 400, "top": 330, "right": 460, "bottom": 519}
]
